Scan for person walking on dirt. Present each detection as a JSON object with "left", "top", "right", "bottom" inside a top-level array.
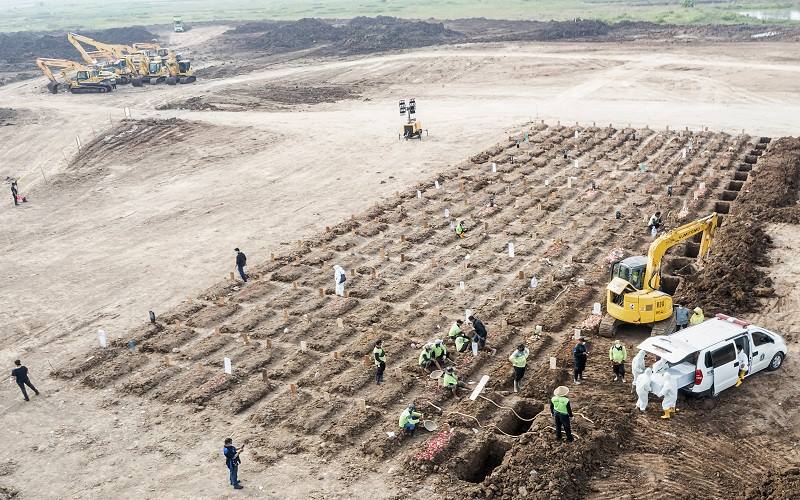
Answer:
[
  {"left": 223, "top": 438, "right": 244, "bottom": 489},
  {"left": 11, "top": 359, "right": 39, "bottom": 401},
  {"left": 373, "top": 340, "right": 386, "bottom": 385},
  {"left": 469, "top": 315, "right": 487, "bottom": 350},
  {"left": 399, "top": 403, "right": 423, "bottom": 435},
  {"left": 690, "top": 307, "right": 705, "bottom": 325},
  {"left": 658, "top": 373, "right": 679, "bottom": 419},
  {"left": 509, "top": 343, "right": 529, "bottom": 393},
  {"left": 448, "top": 319, "right": 464, "bottom": 341},
  {"left": 635, "top": 367, "right": 652, "bottom": 412},
  {"left": 234, "top": 248, "right": 248, "bottom": 283},
  {"left": 675, "top": 305, "right": 690, "bottom": 331},
  {"left": 735, "top": 345, "right": 749, "bottom": 388},
  {"left": 550, "top": 386, "right": 574, "bottom": 442},
  {"left": 609, "top": 340, "right": 628, "bottom": 382},
  {"left": 10, "top": 180, "right": 19, "bottom": 207},
  {"left": 573, "top": 338, "right": 588, "bottom": 384}
]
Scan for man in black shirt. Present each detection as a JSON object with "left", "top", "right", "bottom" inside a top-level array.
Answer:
[
  {"left": 11, "top": 180, "right": 19, "bottom": 207},
  {"left": 223, "top": 438, "right": 244, "bottom": 489},
  {"left": 234, "top": 248, "right": 248, "bottom": 282},
  {"left": 11, "top": 359, "right": 39, "bottom": 401},
  {"left": 469, "top": 315, "right": 487, "bottom": 349}
]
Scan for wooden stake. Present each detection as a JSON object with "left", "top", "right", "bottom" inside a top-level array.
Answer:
[
  {"left": 261, "top": 370, "right": 269, "bottom": 381},
  {"left": 292, "top": 281, "right": 298, "bottom": 290},
  {"left": 228, "top": 272, "right": 234, "bottom": 280},
  {"left": 400, "top": 234, "right": 406, "bottom": 242},
  {"left": 319, "top": 288, "right": 324, "bottom": 297},
  {"left": 283, "top": 309, "right": 289, "bottom": 322},
  {"left": 325, "top": 226, "right": 331, "bottom": 232},
  {"left": 289, "top": 383, "right": 298, "bottom": 396},
  {"left": 345, "top": 290, "right": 351, "bottom": 298},
  {"left": 214, "top": 327, "right": 221, "bottom": 336},
  {"left": 244, "top": 335, "right": 251, "bottom": 345},
  {"left": 266, "top": 339, "right": 273, "bottom": 348},
  {"left": 371, "top": 268, "right": 377, "bottom": 278},
  {"left": 379, "top": 248, "right": 385, "bottom": 260},
  {"left": 271, "top": 253, "right": 275, "bottom": 261},
  {"left": 400, "top": 253, "right": 406, "bottom": 263},
  {"left": 517, "top": 270, "right": 525, "bottom": 279},
  {"left": 337, "top": 318, "right": 344, "bottom": 329}
]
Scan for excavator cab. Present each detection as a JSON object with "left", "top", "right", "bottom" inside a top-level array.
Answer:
[{"left": 610, "top": 257, "right": 646, "bottom": 292}]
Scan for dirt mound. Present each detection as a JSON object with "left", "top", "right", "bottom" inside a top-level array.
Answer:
[
  {"left": 0, "top": 108, "right": 15, "bottom": 125},
  {"left": 157, "top": 84, "right": 362, "bottom": 112},
  {"left": 676, "top": 137, "right": 800, "bottom": 313},
  {"left": 745, "top": 467, "right": 800, "bottom": 499},
  {"left": 0, "top": 27, "right": 156, "bottom": 71},
  {"left": 223, "top": 16, "right": 463, "bottom": 55}
]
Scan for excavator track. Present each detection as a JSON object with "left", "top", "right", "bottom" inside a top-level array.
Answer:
[
  {"left": 649, "top": 315, "right": 677, "bottom": 337},
  {"left": 599, "top": 314, "right": 619, "bottom": 338}
]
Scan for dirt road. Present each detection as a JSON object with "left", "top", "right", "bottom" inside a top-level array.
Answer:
[{"left": 0, "top": 38, "right": 799, "bottom": 498}]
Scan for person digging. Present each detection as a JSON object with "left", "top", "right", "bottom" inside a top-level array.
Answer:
[
  {"left": 399, "top": 403, "right": 423, "bottom": 436},
  {"left": 440, "top": 366, "right": 465, "bottom": 398}
]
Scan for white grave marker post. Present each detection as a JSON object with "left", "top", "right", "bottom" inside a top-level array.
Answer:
[
  {"left": 549, "top": 357, "right": 557, "bottom": 369},
  {"left": 573, "top": 329, "right": 582, "bottom": 340},
  {"left": 469, "top": 375, "right": 490, "bottom": 400},
  {"left": 434, "top": 180, "right": 440, "bottom": 189},
  {"left": 417, "top": 190, "right": 422, "bottom": 199},
  {"left": 530, "top": 276, "right": 538, "bottom": 289},
  {"left": 465, "top": 309, "right": 473, "bottom": 322},
  {"left": 97, "top": 329, "right": 108, "bottom": 348},
  {"left": 492, "top": 163, "right": 497, "bottom": 173},
  {"left": 459, "top": 281, "right": 465, "bottom": 292},
  {"left": 444, "top": 208, "right": 450, "bottom": 218},
  {"left": 224, "top": 357, "right": 232, "bottom": 375},
  {"left": 300, "top": 340, "right": 308, "bottom": 352},
  {"left": 592, "top": 302, "right": 602, "bottom": 315},
  {"left": 508, "top": 242, "right": 515, "bottom": 257}
]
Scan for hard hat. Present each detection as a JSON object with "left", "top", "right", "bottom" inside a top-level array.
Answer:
[
  {"left": 554, "top": 386, "right": 569, "bottom": 397},
  {"left": 694, "top": 307, "right": 702, "bottom": 313}
]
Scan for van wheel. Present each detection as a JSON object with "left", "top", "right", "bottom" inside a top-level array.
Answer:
[{"left": 768, "top": 353, "right": 784, "bottom": 371}]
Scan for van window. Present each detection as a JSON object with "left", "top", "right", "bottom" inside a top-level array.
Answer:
[
  {"left": 710, "top": 344, "right": 736, "bottom": 368},
  {"left": 752, "top": 332, "right": 774, "bottom": 346}
]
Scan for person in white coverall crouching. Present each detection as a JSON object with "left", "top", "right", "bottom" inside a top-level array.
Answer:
[{"left": 333, "top": 265, "right": 346, "bottom": 297}]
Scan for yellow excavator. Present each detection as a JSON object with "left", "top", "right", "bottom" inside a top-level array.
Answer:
[
  {"left": 36, "top": 58, "right": 117, "bottom": 94},
  {"left": 132, "top": 42, "right": 195, "bottom": 85},
  {"left": 66, "top": 32, "right": 136, "bottom": 85},
  {"left": 599, "top": 212, "right": 718, "bottom": 337}
]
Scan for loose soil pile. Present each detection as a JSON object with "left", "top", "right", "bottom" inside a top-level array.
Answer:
[
  {"left": 746, "top": 467, "right": 800, "bottom": 499},
  {"left": 677, "top": 137, "right": 800, "bottom": 313},
  {"left": 0, "top": 108, "right": 15, "bottom": 125},
  {"left": 157, "top": 84, "right": 362, "bottom": 111},
  {"left": 0, "top": 27, "right": 156, "bottom": 74}
]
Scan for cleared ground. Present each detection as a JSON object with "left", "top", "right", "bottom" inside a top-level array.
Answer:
[{"left": 1, "top": 34, "right": 799, "bottom": 498}]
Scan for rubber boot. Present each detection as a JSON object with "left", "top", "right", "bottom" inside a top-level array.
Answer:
[
  {"left": 735, "top": 377, "right": 743, "bottom": 388},
  {"left": 660, "top": 409, "right": 672, "bottom": 419}
]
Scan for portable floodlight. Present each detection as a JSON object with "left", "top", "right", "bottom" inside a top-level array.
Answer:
[
  {"left": 408, "top": 98, "right": 416, "bottom": 115},
  {"left": 399, "top": 99, "right": 406, "bottom": 115}
]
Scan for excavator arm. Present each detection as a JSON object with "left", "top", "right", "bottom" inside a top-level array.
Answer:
[
  {"left": 67, "top": 32, "right": 135, "bottom": 60},
  {"left": 643, "top": 212, "right": 718, "bottom": 291}
]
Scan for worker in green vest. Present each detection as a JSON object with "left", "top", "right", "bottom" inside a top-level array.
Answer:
[
  {"left": 440, "top": 366, "right": 461, "bottom": 398},
  {"left": 373, "top": 339, "right": 386, "bottom": 385},
  {"left": 455, "top": 220, "right": 466, "bottom": 239},
  {"left": 398, "top": 403, "right": 423, "bottom": 435},
  {"left": 550, "top": 385, "right": 574, "bottom": 442},
  {"left": 418, "top": 343, "right": 437, "bottom": 371},
  {"left": 431, "top": 339, "right": 450, "bottom": 366},
  {"left": 454, "top": 331, "right": 471, "bottom": 353},
  {"left": 508, "top": 343, "right": 529, "bottom": 393},
  {"left": 448, "top": 319, "right": 464, "bottom": 341},
  {"left": 609, "top": 339, "right": 628, "bottom": 383}
]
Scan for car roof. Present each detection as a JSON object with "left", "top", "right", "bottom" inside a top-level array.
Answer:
[{"left": 637, "top": 317, "right": 747, "bottom": 363}]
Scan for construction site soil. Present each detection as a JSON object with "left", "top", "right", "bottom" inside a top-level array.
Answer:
[
  {"left": 157, "top": 83, "right": 363, "bottom": 111},
  {"left": 45, "top": 121, "right": 800, "bottom": 498}
]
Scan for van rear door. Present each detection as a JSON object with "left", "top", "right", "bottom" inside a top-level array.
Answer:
[{"left": 709, "top": 341, "right": 739, "bottom": 394}]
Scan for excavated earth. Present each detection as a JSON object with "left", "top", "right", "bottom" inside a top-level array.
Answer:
[{"left": 48, "top": 120, "right": 800, "bottom": 498}]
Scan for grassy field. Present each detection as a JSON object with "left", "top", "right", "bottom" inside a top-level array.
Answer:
[{"left": 0, "top": 0, "right": 799, "bottom": 32}]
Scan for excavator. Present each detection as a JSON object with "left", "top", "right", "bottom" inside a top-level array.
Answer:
[
  {"left": 36, "top": 58, "right": 116, "bottom": 94},
  {"left": 66, "top": 32, "right": 136, "bottom": 85},
  {"left": 132, "top": 42, "right": 195, "bottom": 84},
  {"left": 599, "top": 212, "right": 718, "bottom": 337}
]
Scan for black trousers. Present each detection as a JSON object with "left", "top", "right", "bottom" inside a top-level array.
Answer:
[
  {"left": 613, "top": 363, "right": 625, "bottom": 377},
  {"left": 573, "top": 367, "right": 584, "bottom": 380},
  {"left": 513, "top": 366, "right": 526, "bottom": 382},
  {"left": 554, "top": 412, "right": 573, "bottom": 442},
  {"left": 375, "top": 362, "right": 385, "bottom": 383},
  {"left": 17, "top": 378, "right": 38, "bottom": 400},
  {"left": 12, "top": 190, "right": 18, "bottom": 206}
]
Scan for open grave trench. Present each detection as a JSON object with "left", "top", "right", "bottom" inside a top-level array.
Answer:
[{"left": 52, "top": 121, "right": 761, "bottom": 496}]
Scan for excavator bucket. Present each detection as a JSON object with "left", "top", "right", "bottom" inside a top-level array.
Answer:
[{"left": 47, "top": 81, "right": 60, "bottom": 94}]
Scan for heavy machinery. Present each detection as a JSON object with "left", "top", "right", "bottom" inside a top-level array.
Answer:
[
  {"left": 173, "top": 16, "right": 185, "bottom": 33},
  {"left": 133, "top": 42, "right": 195, "bottom": 84},
  {"left": 399, "top": 98, "right": 424, "bottom": 140},
  {"left": 67, "top": 32, "right": 136, "bottom": 85},
  {"left": 36, "top": 58, "right": 116, "bottom": 94},
  {"left": 599, "top": 212, "right": 719, "bottom": 337}
]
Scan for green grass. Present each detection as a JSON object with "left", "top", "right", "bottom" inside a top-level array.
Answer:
[{"left": 0, "top": 0, "right": 798, "bottom": 32}]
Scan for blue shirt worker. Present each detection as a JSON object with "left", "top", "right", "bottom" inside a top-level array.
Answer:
[
  {"left": 550, "top": 386, "right": 574, "bottom": 442},
  {"left": 11, "top": 360, "right": 39, "bottom": 401},
  {"left": 223, "top": 438, "right": 244, "bottom": 489},
  {"left": 399, "top": 404, "right": 423, "bottom": 435},
  {"left": 675, "top": 305, "right": 690, "bottom": 331}
]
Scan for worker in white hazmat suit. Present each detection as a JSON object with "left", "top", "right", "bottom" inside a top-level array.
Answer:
[
  {"left": 657, "top": 373, "right": 679, "bottom": 419},
  {"left": 652, "top": 357, "right": 668, "bottom": 375},
  {"left": 635, "top": 367, "right": 652, "bottom": 412},
  {"left": 333, "top": 265, "right": 346, "bottom": 297},
  {"left": 631, "top": 350, "right": 646, "bottom": 390}
]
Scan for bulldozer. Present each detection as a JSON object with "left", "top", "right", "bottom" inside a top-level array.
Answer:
[
  {"left": 36, "top": 58, "right": 116, "bottom": 94},
  {"left": 599, "top": 212, "right": 718, "bottom": 337}
]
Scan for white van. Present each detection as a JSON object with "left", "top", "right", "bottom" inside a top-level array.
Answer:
[{"left": 637, "top": 314, "right": 787, "bottom": 396}]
